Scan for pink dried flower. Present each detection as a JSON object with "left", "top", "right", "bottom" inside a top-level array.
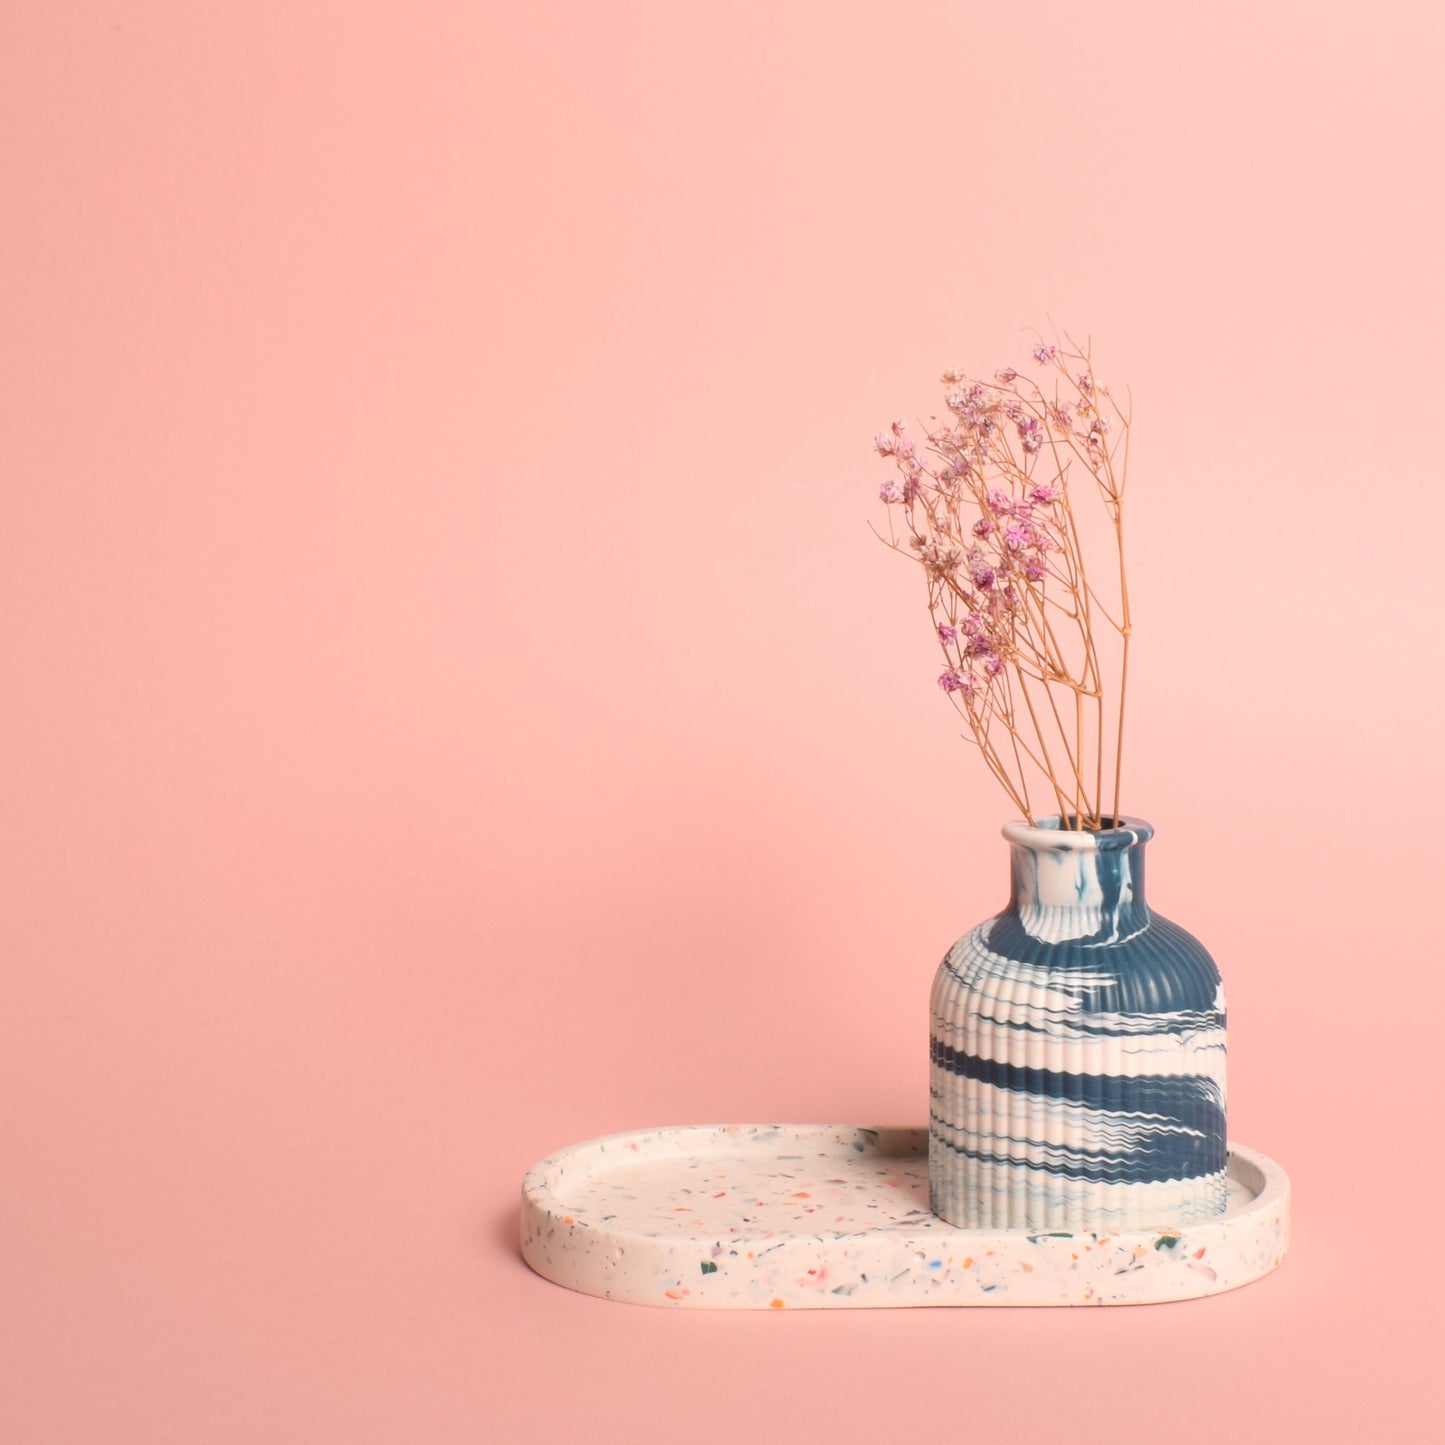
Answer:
[
  {"left": 921, "top": 540, "right": 963, "bottom": 576},
  {"left": 993, "top": 582, "right": 1019, "bottom": 615},
  {"left": 949, "top": 384, "right": 999, "bottom": 429},
  {"left": 872, "top": 333, "right": 1133, "bottom": 831}
]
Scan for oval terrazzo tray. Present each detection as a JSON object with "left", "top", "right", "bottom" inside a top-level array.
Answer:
[{"left": 520, "top": 1124, "right": 1289, "bottom": 1309}]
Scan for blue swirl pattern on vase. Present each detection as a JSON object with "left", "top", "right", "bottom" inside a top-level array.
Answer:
[{"left": 929, "top": 818, "right": 1228, "bottom": 1229}]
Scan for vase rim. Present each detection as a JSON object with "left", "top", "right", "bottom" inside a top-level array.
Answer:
[{"left": 1002, "top": 815, "right": 1154, "bottom": 850}]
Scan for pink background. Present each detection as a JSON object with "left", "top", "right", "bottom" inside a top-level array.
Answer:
[{"left": 5, "top": 1, "right": 1444, "bottom": 1440}]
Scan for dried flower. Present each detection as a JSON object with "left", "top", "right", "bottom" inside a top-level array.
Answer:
[
  {"left": 967, "top": 545, "right": 996, "bottom": 590},
  {"left": 920, "top": 540, "right": 963, "bottom": 576},
  {"left": 872, "top": 331, "right": 1133, "bottom": 830}
]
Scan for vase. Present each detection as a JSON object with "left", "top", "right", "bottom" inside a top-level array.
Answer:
[{"left": 928, "top": 815, "right": 1228, "bottom": 1230}]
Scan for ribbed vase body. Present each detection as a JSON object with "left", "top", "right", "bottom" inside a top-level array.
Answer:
[{"left": 929, "top": 817, "right": 1228, "bottom": 1230}]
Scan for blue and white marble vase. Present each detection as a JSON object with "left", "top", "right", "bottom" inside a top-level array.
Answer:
[{"left": 929, "top": 817, "right": 1228, "bottom": 1230}]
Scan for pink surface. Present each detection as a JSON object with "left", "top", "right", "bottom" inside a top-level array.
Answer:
[{"left": 3, "top": 2, "right": 1442, "bottom": 1441}]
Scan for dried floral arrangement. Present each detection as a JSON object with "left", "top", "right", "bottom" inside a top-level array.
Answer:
[{"left": 874, "top": 336, "right": 1133, "bottom": 832}]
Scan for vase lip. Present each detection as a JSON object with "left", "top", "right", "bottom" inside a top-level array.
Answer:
[{"left": 1002, "top": 815, "right": 1154, "bottom": 851}]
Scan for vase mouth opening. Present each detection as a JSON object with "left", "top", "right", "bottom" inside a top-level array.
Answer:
[{"left": 1002, "top": 815, "right": 1154, "bottom": 850}]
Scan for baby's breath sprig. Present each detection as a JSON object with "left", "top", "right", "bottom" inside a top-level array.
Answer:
[{"left": 874, "top": 334, "right": 1132, "bottom": 832}]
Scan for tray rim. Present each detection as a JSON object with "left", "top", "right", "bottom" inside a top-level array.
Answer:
[{"left": 523, "top": 1122, "right": 1285, "bottom": 1233}]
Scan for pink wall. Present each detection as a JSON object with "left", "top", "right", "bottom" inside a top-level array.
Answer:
[{"left": 4, "top": 1, "right": 1442, "bottom": 1440}]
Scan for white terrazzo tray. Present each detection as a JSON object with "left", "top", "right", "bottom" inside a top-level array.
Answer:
[{"left": 520, "top": 1124, "right": 1289, "bottom": 1309}]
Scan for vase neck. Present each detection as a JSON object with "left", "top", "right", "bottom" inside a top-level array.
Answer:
[{"left": 1004, "top": 819, "right": 1152, "bottom": 944}]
